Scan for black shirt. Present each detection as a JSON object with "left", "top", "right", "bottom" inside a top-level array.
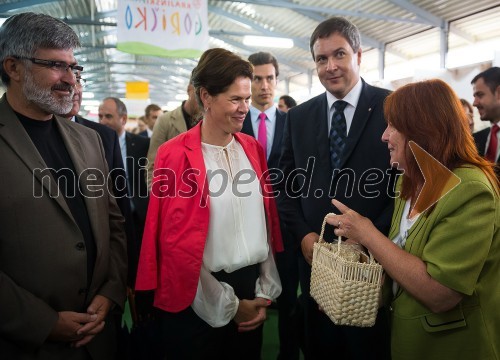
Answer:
[
  {"left": 181, "top": 100, "right": 197, "bottom": 130},
  {"left": 18, "top": 113, "right": 96, "bottom": 289}
]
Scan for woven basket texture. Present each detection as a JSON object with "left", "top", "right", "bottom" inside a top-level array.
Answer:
[{"left": 310, "top": 214, "right": 383, "bottom": 327}]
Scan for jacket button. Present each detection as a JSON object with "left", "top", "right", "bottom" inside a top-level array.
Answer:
[{"left": 75, "top": 242, "right": 85, "bottom": 250}]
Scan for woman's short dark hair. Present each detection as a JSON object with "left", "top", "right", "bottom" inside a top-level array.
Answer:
[{"left": 191, "top": 48, "right": 253, "bottom": 109}]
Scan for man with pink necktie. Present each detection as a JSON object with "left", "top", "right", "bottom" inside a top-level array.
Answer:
[
  {"left": 241, "top": 52, "right": 300, "bottom": 360},
  {"left": 472, "top": 67, "right": 500, "bottom": 176}
]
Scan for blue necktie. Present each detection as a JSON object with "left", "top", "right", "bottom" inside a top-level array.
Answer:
[{"left": 329, "top": 100, "right": 348, "bottom": 170}]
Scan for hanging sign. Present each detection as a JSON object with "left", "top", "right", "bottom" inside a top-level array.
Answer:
[
  {"left": 126, "top": 81, "right": 149, "bottom": 99},
  {"left": 117, "top": 0, "right": 208, "bottom": 58}
]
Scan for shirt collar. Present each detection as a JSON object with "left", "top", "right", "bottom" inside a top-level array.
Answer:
[
  {"left": 119, "top": 131, "right": 126, "bottom": 148},
  {"left": 326, "top": 78, "right": 363, "bottom": 110},
  {"left": 249, "top": 104, "right": 277, "bottom": 124}
]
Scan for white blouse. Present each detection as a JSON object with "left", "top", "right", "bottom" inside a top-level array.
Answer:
[{"left": 191, "top": 137, "right": 282, "bottom": 327}]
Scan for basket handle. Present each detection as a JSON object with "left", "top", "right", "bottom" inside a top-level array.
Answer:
[
  {"left": 318, "top": 213, "right": 376, "bottom": 264},
  {"left": 318, "top": 213, "right": 341, "bottom": 252}
]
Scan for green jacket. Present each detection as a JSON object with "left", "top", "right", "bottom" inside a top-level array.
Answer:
[{"left": 388, "top": 166, "right": 500, "bottom": 360}]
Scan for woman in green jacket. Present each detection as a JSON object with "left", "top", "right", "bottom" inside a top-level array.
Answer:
[{"left": 328, "top": 79, "right": 499, "bottom": 360}]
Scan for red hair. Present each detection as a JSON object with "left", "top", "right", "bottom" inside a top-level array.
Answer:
[{"left": 384, "top": 79, "right": 499, "bottom": 205}]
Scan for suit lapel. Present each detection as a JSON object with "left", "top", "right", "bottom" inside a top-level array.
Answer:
[
  {"left": 389, "top": 192, "right": 428, "bottom": 299},
  {"left": 74, "top": 115, "right": 84, "bottom": 125},
  {"left": 473, "top": 128, "right": 489, "bottom": 156},
  {"left": 388, "top": 196, "right": 404, "bottom": 240},
  {"left": 236, "top": 133, "right": 263, "bottom": 179},
  {"left": 388, "top": 190, "right": 427, "bottom": 247},
  {"left": 126, "top": 132, "right": 133, "bottom": 156},
  {"left": 242, "top": 112, "right": 254, "bottom": 137},
  {"left": 184, "top": 124, "right": 209, "bottom": 207},
  {"left": 125, "top": 133, "right": 135, "bottom": 192},
  {"left": 0, "top": 97, "right": 76, "bottom": 221},
  {"left": 340, "top": 80, "right": 375, "bottom": 168},
  {"left": 269, "top": 110, "right": 285, "bottom": 161},
  {"left": 55, "top": 116, "right": 88, "bottom": 176},
  {"left": 55, "top": 117, "right": 103, "bottom": 245},
  {"left": 314, "top": 94, "right": 331, "bottom": 169}
]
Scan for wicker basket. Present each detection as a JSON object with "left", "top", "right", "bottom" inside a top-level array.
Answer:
[{"left": 310, "top": 213, "right": 383, "bottom": 327}]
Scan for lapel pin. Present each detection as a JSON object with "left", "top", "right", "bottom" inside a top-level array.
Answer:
[{"left": 368, "top": 108, "right": 372, "bottom": 112}]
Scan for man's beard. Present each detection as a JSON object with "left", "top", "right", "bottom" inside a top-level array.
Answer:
[{"left": 23, "top": 71, "right": 74, "bottom": 115}]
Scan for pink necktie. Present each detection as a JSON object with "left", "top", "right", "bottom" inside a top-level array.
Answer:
[
  {"left": 486, "top": 124, "right": 499, "bottom": 162},
  {"left": 258, "top": 112, "right": 267, "bottom": 155}
]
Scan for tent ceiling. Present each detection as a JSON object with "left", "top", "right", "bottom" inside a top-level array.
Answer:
[{"left": 0, "top": 0, "right": 499, "bottom": 106}]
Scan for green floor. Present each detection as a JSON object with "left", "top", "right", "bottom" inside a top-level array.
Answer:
[
  {"left": 262, "top": 309, "right": 280, "bottom": 359},
  {"left": 262, "top": 309, "right": 304, "bottom": 360}
]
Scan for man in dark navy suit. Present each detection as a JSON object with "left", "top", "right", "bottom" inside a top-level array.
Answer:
[
  {"left": 98, "top": 97, "right": 150, "bottom": 245},
  {"left": 277, "top": 17, "right": 396, "bottom": 359},
  {"left": 240, "top": 52, "right": 300, "bottom": 360},
  {"left": 97, "top": 98, "right": 158, "bottom": 358}
]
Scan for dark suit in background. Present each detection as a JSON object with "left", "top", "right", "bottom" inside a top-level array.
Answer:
[
  {"left": 242, "top": 108, "right": 302, "bottom": 359},
  {"left": 75, "top": 116, "right": 138, "bottom": 286},
  {"left": 277, "top": 79, "right": 396, "bottom": 359},
  {"left": 474, "top": 127, "right": 489, "bottom": 157},
  {"left": 474, "top": 127, "right": 500, "bottom": 174},
  {"left": 125, "top": 132, "right": 150, "bottom": 245},
  {"left": 138, "top": 129, "right": 150, "bottom": 138}
]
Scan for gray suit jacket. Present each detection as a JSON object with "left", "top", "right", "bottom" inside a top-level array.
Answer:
[{"left": 0, "top": 95, "right": 127, "bottom": 359}]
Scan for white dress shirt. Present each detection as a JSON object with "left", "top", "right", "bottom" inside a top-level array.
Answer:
[
  {"left": 118, "top": 131, "right": 127, "bottom": 175},
  {"left": 326, "top": 78, "right": 363, "bottom": 136}
]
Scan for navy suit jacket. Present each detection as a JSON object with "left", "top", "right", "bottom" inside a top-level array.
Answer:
[
  {"left": 138, "top": 129, "right": 150, "bottom": 138},
  {"left": 75, "top": 116, "right": 138, "bottom": 285},
  {"left": 277, "top": 79, "right": 397, "bottom": 251},
  {"left": 125, "top": 132, "right": 150, "bottom": 224}
]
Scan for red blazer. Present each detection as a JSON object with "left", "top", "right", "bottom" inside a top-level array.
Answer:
[{"left": 135, "top": 122, "right": 283, "bottom": 312}]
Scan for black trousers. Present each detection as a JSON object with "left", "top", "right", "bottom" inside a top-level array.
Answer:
[
  {"left": 275, "top": 245, "right": 301, "bottom": 360},
  {"left": 159, "top": 264, "right": 264, "bottom": 360}
]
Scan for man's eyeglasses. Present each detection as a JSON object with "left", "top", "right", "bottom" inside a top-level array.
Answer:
[
  {"left": 13, "top": 56, "right": 83, "bottom": 75},
  {"left": 76, "top": 77, "right": 87, "bottom": 88}
]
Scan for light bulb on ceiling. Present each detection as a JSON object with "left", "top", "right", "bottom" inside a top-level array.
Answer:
[{"left": 243, "top": 35, "right": 294, "bottom": 49}]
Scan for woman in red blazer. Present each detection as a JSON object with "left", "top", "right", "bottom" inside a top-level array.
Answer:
[{"left": 136, "top": 48, "right": 283, "bottom": 359}]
